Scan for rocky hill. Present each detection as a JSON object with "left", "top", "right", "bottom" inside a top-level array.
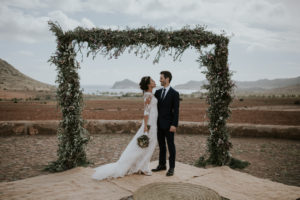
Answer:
[
  {"left": 174, "top": 80, "right": 207, "bottom": 90},
  {"left": 111, "top": 79, "right": 139, "bottom": 89},
  {"left": 235, "top": 76, "right": 300, "bottom": 89},
  {"left": 173, "top": 76, "right": 300, "bottom": 95},
  {"left": 0, "top": 58, "right": 56, "bottom": 91},
  {"left": 173, "top": 77, "right": 300, "bottom": 90}
]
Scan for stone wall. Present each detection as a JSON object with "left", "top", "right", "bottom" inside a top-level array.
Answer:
[{"left": 0, "top": 120, "right": 299, "bottom": 140}]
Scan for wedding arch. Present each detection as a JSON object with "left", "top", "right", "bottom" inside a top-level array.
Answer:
[{"left": 46, "top": 21, "right": 236, "bottom": 172}]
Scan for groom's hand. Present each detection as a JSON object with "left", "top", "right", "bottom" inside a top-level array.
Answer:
[{"left": 170, "top": 126, "right": 176, "bottom": 133}]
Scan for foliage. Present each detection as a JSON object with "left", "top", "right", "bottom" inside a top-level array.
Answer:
[
  {"left": 195, "top": 155, "right": 250, "bottom": 170},
  {"left": 47, "top": 20, "right": 236, "bottom": 171},
  {"left": 229, "top": 157, "right": 250, "bottom": 169}
]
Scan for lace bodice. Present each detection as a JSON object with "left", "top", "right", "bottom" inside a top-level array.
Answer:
[{"left": 143, "top": 92, "right": 158, "bottom": 125}]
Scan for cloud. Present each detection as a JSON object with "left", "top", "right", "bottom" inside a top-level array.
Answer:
[
  {"left": 48, "top": 10, "right": 95, "bottom": 30},
  {"left": 61, "top": 0, "right": 298, "bottom": 53},
  {"left": 1, "top": 0, "right": 47, "bottom": 9},
  {"left": 18, "top": 50, "right": 34, "bottom": 56},
  {"left": 0, "top": 5, "right": 50, "bottom": 43},
  {"left": 1, "top": 0, "right": 299, "bottom": 53},
  {"left": 0, "top": 3, "right": 95, "bottom": 43}
]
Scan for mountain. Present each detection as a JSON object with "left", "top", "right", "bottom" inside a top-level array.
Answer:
[
  {"left": 235, "top": 84, "right": 300, "bottom": 95},
  {"left": 174, "top": 80, "right": 207, "bottom": 90},
  {"left": 109, "top": 77, "right": 300, "bottom": 95},
  {"left": 235, "top": 77, "right": 300, "bottom": 89},
  {"left": 174, "top": 76, "right": 300, "bottom": 91},
  {"left": 111, "top": 79, "right": 139, "bottom": 89},
  {"left": 0, "top": 58, "right": 56, "bottom": 91}
]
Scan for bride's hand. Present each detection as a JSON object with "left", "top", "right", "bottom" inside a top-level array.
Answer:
[
  {"left": 144, "top": 126, "right": 148, "bottom": 133},
  {"left": 145, "top": 96, "right": 152, "bottom": 105}
]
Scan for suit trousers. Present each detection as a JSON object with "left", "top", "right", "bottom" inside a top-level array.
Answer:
[{"left": 157, "top": 127, "right": 176, "bottom": 169}]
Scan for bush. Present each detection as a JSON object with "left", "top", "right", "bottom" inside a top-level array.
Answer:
[
  {"left": 294, "top": 100, "right": 300, "bottom": 105},
  {"left": 229, "top": 157, "right": 250, "bottom": 169},
  {"left": 12, "top": 98, "right": 18, "bottom": 103},
  {"left": 194, "top": 156, "right": 207, "bottom": 167}
]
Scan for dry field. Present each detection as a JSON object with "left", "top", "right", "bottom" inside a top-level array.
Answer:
[{"left": 0, "top": 97, "right": 300, "bottom": 125}]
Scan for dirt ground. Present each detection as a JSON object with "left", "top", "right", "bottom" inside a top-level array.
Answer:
[
  {"left": 1, "top": 97, "right": 300, "bottom": 125},
  {"left": 0, "top": 97, "right": 299, "bottom": 188},
  {"left": 0, "top": 134, "right": 299, "bottom": 187}
]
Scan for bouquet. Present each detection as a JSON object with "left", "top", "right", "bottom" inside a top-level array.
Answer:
[{"left": 137, "top": 125, "right": 150, "bottom": 148}]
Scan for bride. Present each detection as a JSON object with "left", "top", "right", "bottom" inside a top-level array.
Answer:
[{"left": 92, "top": 76, "right": 158, "bottom": 180}]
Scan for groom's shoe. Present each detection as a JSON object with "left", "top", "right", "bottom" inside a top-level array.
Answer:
[
  {"left": 166, "top": 168, "right": 174, "bottom": 176},
  {"left": 151, "top": 165, "right": 167, "bottom": 172}
]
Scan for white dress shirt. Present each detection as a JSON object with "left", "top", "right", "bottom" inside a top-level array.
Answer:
[{"left": 161, "top": 85, "right": 171, "bottom": 99}]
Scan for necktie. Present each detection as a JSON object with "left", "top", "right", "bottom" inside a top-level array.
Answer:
[{"left": 161, "top": 88, "right": 166, "bottom": 100}]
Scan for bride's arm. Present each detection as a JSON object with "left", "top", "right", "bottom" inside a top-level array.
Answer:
[{"left": 143, "top": 94, "right": 152, "bottom": 132}]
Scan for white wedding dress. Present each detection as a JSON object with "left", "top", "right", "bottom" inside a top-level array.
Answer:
[{"left": 92, "top": 92, "right": 158, "bottom": 180}]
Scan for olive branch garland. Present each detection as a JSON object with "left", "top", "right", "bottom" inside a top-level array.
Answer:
[{"left": 45, "top": 20, "right": 242, "bottom": 172}]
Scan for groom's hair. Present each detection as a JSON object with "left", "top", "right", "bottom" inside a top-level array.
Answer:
[{"left": 160, "top": 71, "right": 172, "bottom": 83}]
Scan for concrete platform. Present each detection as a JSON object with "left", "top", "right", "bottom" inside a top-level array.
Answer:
[{"left": 0, "top": 161, "right": 299, "bottom": 200}]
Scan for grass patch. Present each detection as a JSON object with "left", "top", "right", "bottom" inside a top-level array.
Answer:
[
  {"left": 229, "top": 157, "right": 250, "bottom": 169},
  {"left": 195, "top": 156, "right": 250, "bottom": 169}
]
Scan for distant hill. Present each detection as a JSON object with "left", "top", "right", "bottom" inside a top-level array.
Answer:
[
  {"left": 103, "top": 76, "right": 300, "bottom": 95},
  {"left": 235, "top": 84, "right": 300, "bottom": 95},
  {"left": 0, "top": 58, "right": 56, "bottom": 91},
  {"left": 111, "top": 79, "right": 139, "bottom": 89},
  {"left": 174, "top": 80, "right": 207, "bottom": 90},
  {"left": 173, "top": 77, "right": 300, "bottom": 93},
  {"left": 235, "top": 77, "right": 300, "bottom": 89}
]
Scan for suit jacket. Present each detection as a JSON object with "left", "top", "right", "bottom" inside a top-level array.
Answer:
[{"left": 155, "top": 87, "right": 180, "bottom": 130}]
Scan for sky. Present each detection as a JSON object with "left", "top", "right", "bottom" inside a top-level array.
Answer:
[{"left": 1, "top": 0, "right": 299, "bottom": 86}]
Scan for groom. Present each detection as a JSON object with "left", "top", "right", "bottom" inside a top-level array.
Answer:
[{"left": 151, "top": 71, "right": 180, "bottom": 176}]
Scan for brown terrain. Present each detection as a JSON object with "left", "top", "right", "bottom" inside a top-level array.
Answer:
[
  {"left": 0, "top": 58, "right": 56, "bottom": 91},
  {"left": 0, "top": 58, "right": 299, "bottom": 191},
  {"left": 0, "top": 96, "right": 300, "bottom": 187},
  {"left": 0, "top": 97, "right": 300, "bottom": 125}
]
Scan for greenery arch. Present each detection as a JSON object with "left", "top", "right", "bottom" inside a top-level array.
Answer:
[{"left": 46, "top": 21, "right": 236, "bottom": 172}]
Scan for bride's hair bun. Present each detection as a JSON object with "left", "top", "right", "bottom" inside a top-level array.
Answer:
[{"left": 139, "top": 76, "right": 151, "bottom": 91}]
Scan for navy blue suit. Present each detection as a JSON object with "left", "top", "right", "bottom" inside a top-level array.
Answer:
[{"left": 155, "top": 87, "right": 180, "bottom": 169}]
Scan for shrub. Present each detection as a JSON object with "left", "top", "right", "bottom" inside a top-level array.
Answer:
[
  {"left": 229, "top": 157, "right": 250, "bottom": 169},
  {"left": 45, "top": 95, "right": 51, "bottom": 100},
  {"left": 12, "top": 98, "right": 18, "bottom": 103}
]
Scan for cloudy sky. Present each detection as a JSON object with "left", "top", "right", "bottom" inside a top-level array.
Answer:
[{"left": 1, "top": 0, "right": 299, "bottom": 86}]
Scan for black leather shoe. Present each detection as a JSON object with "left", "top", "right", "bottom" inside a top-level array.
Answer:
[
  {"left": 151, "top": 165, "right": 167, "bottom": 172},
  {"left": 166, "top": 168, "right": 174, "bottom": 176}
]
